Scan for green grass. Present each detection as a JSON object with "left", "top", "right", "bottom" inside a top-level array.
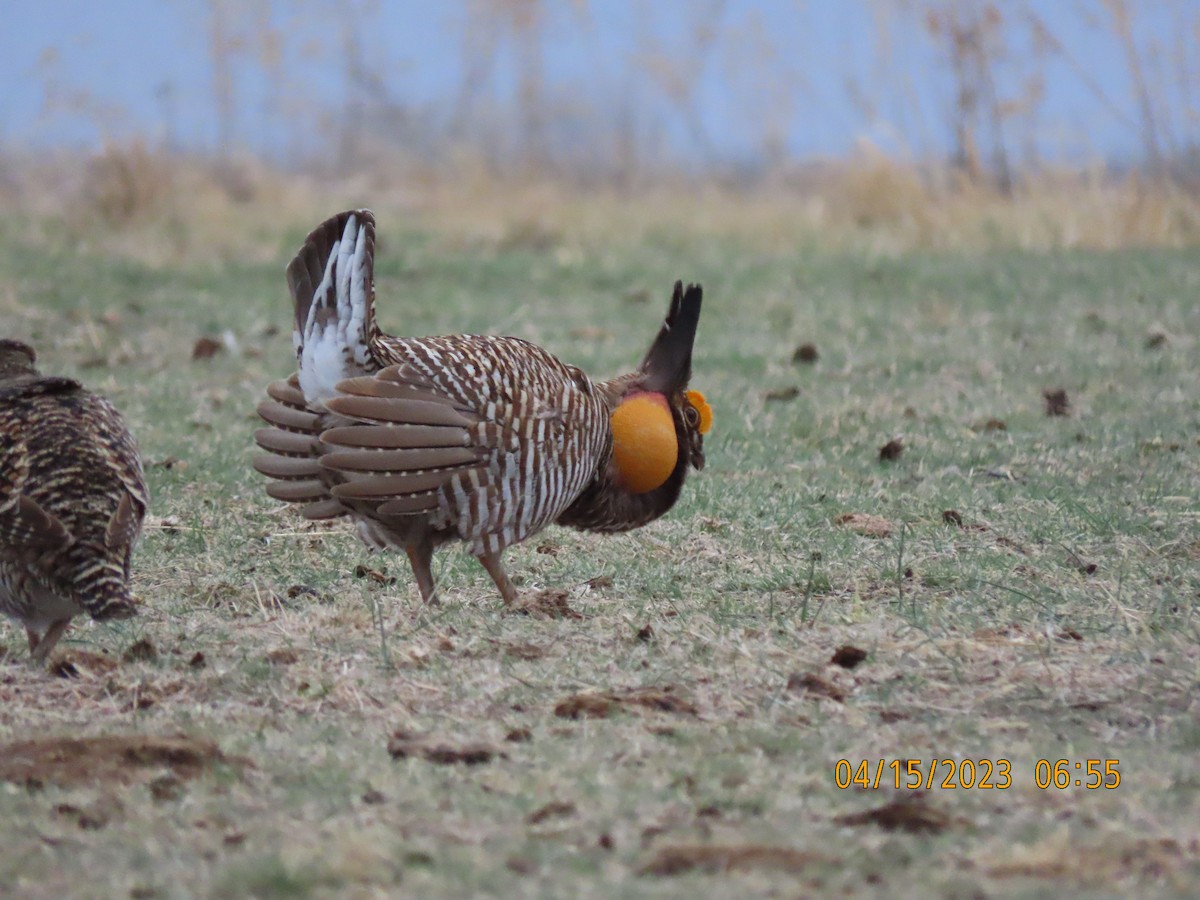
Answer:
[{"left": 1, "top": 218, "right": 1198, "bottom": 898}]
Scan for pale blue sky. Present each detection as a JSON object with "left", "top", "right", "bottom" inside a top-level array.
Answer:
[{"left": 1, "top": 2, "right": 1194, "bottom": 169}]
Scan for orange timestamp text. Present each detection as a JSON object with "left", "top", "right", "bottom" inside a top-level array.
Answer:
[{"left": 834, "top": 758, "right": 1121, "bottom": 790}]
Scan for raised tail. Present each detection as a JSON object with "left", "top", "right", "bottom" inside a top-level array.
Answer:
[
  {"left": 638, "top": 281, "right": 702, "bottom": 394},
  {"left": 287, "top": 209, "right": 381, "bottom": 404}
]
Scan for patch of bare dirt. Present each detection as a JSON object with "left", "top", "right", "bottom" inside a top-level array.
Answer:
[
  {"left": 509, "top": 589, "right": 584, "bottom": 619},
  {"left": 386, "top": 730, "right": 504, "bottom": 765},
  {"left": 640, "top": 844, "right": 830, "bottom": 876},
  {"left": 0, "top": 735, "right": 247, "bottom": 789},
  {"left": 555, "top": 686, "right": 698, "bottom": 719},
  {"left": 833, "top": 513, "right": 893, "bottom": 537}
]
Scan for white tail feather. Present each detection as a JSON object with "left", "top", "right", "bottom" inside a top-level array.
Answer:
[{"left": 296, "top": 213, "right": 374, "bottom": 404}]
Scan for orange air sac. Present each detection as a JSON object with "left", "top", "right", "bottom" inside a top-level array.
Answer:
[{"left": 611, "top": 392, "right": 678, "bottom": 493}]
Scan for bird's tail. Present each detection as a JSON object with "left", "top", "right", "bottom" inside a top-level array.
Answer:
[
  {"left": 638, "top": 281, "right": 702, "bottom": 394},
  {"left": 82, "top": 492, "right": 143, "bottom": 621},
  {"left": 287, "top": 209, "right": 381, "bottom": 404},
  {"left": 76, "top": 554, "right": 138, "bottom": 621}
]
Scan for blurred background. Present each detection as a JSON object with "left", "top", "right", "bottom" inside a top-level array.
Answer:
[{"left": 1, "top": 0, "right": 1198, "bottom": 259}]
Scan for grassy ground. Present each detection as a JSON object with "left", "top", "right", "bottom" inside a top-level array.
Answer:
[{"left": 0, "top": 213, "right": 1198, "bottom": 898}]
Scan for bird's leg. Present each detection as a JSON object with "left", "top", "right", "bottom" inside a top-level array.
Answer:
[
  {"left": 29, "top": 619, "right": 71, "bottom": 666},
  {"left": 478, "top": 551, "right": 519, "bottom": 607},
  {"left": 405, "top": 538, "right": 440, "bottom": 605}
]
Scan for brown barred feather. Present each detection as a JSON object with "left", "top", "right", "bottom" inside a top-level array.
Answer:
[
  {"left": 0, "top": 339, "right": 148, "bottom": 665},
  {"left": 255, "top": 210, "right": 706, "bottom": 605}
]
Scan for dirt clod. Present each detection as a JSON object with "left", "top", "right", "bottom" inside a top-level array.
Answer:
[
  {"left": 786, "top": 672, "right": 845, "bottom": 702},
  {"left": 123, "top": 638, "right": 158, "bottom": 663},
  {"left": 149, "top": 774, "right": 184, "bottom": 802},
  {"left": 835, "top": 794, "right": 954, "bottom": 834},
  {"left": 191, "top": 337, "right": 222, "bottom": 360},
  {"left": 506, "top": 856, "right": 537, "bottom": 875},
  {"left": 792, "top": 343, "right": 819, "bottom": 364},
  {"left": 555, "top": 686, "right": 698, "bottom": 720},
  {"left": 510, "top": 589, "right": 583, "bottom": 619},
  {"left": 353, "top": 564, "right": 396, "bottom": 586},
  {"left": 285, "top": 584, "right": 322, "bottom": 601},
  {"left": 527, "top": 801, "right": 576, "bottom": 824},
  {"left": 830, "top": 645, "right": 868, "bottom": 669},
  {"left": 765, "top": 386, "right": 801, "bottom": 402},
  {"left": 834, "top": 513, "right": 892, "bottom": 538},
  {"left": 265, "top": 647, "right": 300, "bottom": 665},
  {"left": 1043, "top": 387, "right": 1071, "bottom": 417},
  {"left": 52, "top": 650, "right": 120, "bottom": 678},
  {"left": 386, "top": 731, "right": 503, "bottom": 766},
  {"left": 501, "top": 641, "right": 545, "bottom": 661}
]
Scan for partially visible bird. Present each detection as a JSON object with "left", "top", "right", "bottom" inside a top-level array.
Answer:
[
  {"left": 255, "top": 209, "right": 712, "bottom": 605},
  {"left": 0, "top": 340, "right": 148, "bottom": 665}
]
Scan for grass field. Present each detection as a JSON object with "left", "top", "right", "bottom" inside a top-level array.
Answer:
[{"left": 1, "top": 212, "right": 1198, "bottom": 898}]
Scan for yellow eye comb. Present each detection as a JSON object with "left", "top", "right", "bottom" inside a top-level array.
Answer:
[{"left": 686, "top": 390, "right": 713, "bottom": 434}]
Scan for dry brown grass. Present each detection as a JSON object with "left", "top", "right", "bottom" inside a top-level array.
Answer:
[{"left": 3, "top": 143, "right": 1198, "bottom": 268}]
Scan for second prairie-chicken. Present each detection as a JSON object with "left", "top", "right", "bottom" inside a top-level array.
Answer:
[
  {"left": 0, "top": 340, "right": 148, "bottom": 664},
  {"left": 254, "top": 209, "right": 712, "bottom": 605}
]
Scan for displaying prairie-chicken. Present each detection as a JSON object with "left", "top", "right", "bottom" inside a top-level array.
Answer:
[
  {"left": 0, "top": 340, "right": 148, "bottom": 664},
  {"left": 254, "top": 209, "right": 712, "bottom": 605}
]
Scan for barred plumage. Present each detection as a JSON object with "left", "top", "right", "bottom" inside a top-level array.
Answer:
[
  {"left": 0, "top": 340, "right": 148, "bottom": 664},
  {"left": 255, "top": 210, "right": 709, "bottom": 605}
]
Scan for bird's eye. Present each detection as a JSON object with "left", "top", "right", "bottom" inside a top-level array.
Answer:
[{"left": 684, "top": 405, "right": 700, "bottom": 427}]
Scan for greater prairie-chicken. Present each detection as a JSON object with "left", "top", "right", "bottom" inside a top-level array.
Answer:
[
  {"left": 0, "top": 340, "right": 148, "bottom": 664},
  {"left": 255, "top": 209, "right": 712, "bottom": 605}
]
